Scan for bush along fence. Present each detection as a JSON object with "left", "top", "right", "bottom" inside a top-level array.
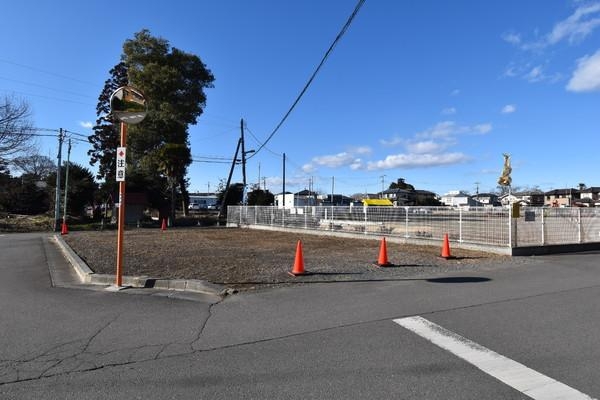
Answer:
[{"left": 227, "top": 205, "right": 600, "bottom": 255}]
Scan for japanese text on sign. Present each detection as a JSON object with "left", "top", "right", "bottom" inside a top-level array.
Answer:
[{"left": 116, "top": 147, "right": 126, "bottom": 182}]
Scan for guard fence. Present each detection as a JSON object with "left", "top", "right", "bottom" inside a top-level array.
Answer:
[{"left": 227, "top": 205, "right": 600, "bottom": 254}]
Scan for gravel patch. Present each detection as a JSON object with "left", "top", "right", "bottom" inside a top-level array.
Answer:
[{"left": 63, "top": 227, "right": 533, "bottom": 291}]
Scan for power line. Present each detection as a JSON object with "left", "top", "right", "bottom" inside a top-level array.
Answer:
[
  {"left": 0, "top": 76, "right": 93, "bottom": 99},
  {"left": 249, "top": 0, "right": 366, "bottom": 158},
  {"left": 0, "top": 58, "right": 96, "bottom": 87},
  {"left": 0, "top": 88, "right": 95, "bottom": 107}
]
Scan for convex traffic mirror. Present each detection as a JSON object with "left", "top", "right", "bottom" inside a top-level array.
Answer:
[{"left": 110, "top": 86, "right": 147, "bottom": 124}]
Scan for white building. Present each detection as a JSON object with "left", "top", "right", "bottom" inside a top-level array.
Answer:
[
  {"left": 189, "top": 193, "right": 218, "bottom": 209},
  {"left": 440, "top": 190, "right": 477, "bottom": 208}
]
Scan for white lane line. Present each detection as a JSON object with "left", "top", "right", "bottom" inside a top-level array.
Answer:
[{"left": 394, "top": 316, "right": 596, "bottom": 400}]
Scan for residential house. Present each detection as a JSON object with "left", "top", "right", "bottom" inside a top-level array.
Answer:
[
  {"left": 544, "top": 188, "right": 580, "bottom": 207},
  {"left": 380, "top": 187, "right": 412, "bottom": 206},
  {"left": 413, "top": 190, "right": 438, "bottom": 206},
  {"left": 318, "top": 194, "right": 353, "bottom": 206},
  {"left": 576, "top": 187, "right": 600, "bottom": 207},
  {"left": 274, "top": 192, "right": 295, "bottom": 208},
  {"left": 512, "top": 191, "right": 545, "bottom": 207},
  {"left": 471, "top": 193, "right": 500, "bottom": 207},
  {"left": 440, "top": 190, "right": 478, "bottom": 208}
]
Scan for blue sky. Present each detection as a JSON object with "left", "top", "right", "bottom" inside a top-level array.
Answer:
[{"left": 2, "top": 1, "right": 600, "bottom": 196}]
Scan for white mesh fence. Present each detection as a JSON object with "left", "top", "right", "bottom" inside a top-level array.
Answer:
[
  {"left": 229, "top": 206, "right": 510, "bottom": 247},
  {"left": 228, "top": 205, "right": 600, "bottom": 249},
  {"left": 514, "top": 207, "right": 600, "bottom": 246}
]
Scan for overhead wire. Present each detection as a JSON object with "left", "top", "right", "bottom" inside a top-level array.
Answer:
[{"left": 248, "top": 0, "right": 366, "bottom": 159}]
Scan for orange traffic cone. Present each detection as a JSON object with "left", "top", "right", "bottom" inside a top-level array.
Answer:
[
  {"left": 289, "top": 240, "right": 306, "bottom": 276},
  {"left": 376, "top": 237, "right": 391, "bottom": 267},
  {"left": 440, "top": 233, "right": 452, "bottom": 259},
  {"left": 60, "top": 222, "right": 68, "bottom": 235},
  {"left": 161, "top": 218, "right": 167, "bottom": 231}
]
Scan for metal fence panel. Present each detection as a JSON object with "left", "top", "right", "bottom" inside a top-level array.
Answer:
[{"left": 228, "top": 205, "right": 600, "bottom": 249}]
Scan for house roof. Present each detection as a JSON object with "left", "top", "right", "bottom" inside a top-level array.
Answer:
[
  {"left": 580, "top": 187, "right": 600, "bottom": 193},
  {"left": 545, "top": 188, "right": 579, "bottom": 195}
]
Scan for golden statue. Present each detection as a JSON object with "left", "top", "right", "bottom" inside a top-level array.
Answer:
[{"left": 498, "top": 153, "right": 512, "bottom": 186}]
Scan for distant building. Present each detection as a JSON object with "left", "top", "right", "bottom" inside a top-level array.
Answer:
[
  {"left": 440, "top": 190, "right": 478, "bottom": 208},
  {"left": 544, "top": 188, "right": 579, "bottom": 207},
  {"left": 274, "top": 190, "right": 319, "bottom": 208},
  {"left": 578, "top": 187, "right": 600, "bottom": 207},
  {"left": 380, "top": 187, "right": 412, "bottom": 205},
  {"left": 471, "top": 193, "right": 500, "bottom": 207},
  {"left": 413, "top": 190, "right": 438, "bottom": 205},
  {"left": 189, "top": 193, "right": 218, "bottom": 209},
  {"left": 512, "top": 191, "right": 545, "bottom": 207}
]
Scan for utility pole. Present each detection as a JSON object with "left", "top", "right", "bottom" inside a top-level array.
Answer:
[
  {"left": 331, "top": 176, "right": 335, "bottom": 205},
  {"left": 62, "top": 139, "right": 72, "bottom": 231},
  {"left": 380, "top": 175, "right": 386, "bottom": 198},
  {"left": 282, "top": 152, "right": 286, "bottom": 207},
  {"left": 53, "top": 129, "right": 64, "bottom": 231},
  {"left": 240, "top": 118, "right": 248, "bottom": 204},
  {"left": 218, "top": 137, "right": 242, "bottom": 219}
]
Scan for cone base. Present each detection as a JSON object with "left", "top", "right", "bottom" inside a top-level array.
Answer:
[
  {"left": 288, "top": 271, "right": 307, "bottom": 276},
  {"left": 374, "top": 261, "right": 392, "bottom": 267}
]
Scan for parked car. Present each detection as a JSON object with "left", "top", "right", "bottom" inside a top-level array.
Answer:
[{"left": 188, "top": 203, "right": 201, "bottom": 211}]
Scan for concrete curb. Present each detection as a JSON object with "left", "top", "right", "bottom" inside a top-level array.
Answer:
[{"left": 52, "top": 234, "right": 231, "bottom": 296}]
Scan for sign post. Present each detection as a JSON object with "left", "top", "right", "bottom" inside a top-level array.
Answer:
[{"left": 110, "top": 86, "right": 147, "bottom": 288}]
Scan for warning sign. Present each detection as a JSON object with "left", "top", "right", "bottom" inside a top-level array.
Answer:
[{"left": 116, "top": 147, "right": 126, "bottom": 182}]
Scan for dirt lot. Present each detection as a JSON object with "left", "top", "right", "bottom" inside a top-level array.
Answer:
[{"left": 62, "top": 226, "right": 527, "bottom": 291}]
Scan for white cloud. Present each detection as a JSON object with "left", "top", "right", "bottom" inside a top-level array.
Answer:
[
  {"left": 415, "top": 121, "right": 492, "bottom": 139},
  {"left": 380, "top": 136, "right": 404, "bottom": 147},
  {"left": 79, "top": 121, "right": 93, "bottom": 129},
  {"left": 302, "top": 163, "right": 316, "bottom": 173},
  {"left": 547, "top": 3, "right": 600, "bottom": 45},
  {"left": 502, "top": 32, "right": 522, "bottom": 45},
  {"left": 348, "top": 146, "right": 372, "bottom": 155},
  {"left": 311, "top": 152, "right": 356, "bottom": 168},
  {"left": 405, "top": 140, "right": 446, "bottom": 154},
  {"left": 441, "top": 107, "right": 457, "bottom": 115},
  {"left": 366, "top": 153, "right": 469, "bottom": 171},
  {"left": 303, "top": 147, "right": 370, "bottom": 172},
  {"left": 501, "top": 104, "right": 517, "bottom": 114},
  {"left": 503, "top": 4, "right": 600, "bottom": 84},
  {"left": 567, "top": 49, "right": 600, "bottom": 92},
  {"left": 525, "top": 65, "right": 544, "bottom": 82},
  {"left": 416, "top": 121, "right": 457, "bottom": 139},
  {"left": 474, "top": 123, "right": 492, "bottom": 134}
]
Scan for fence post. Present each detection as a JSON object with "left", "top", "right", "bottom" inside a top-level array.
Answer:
[
  {"left": 578, "top": 208, "right": 582, "bottom": 243},
  {"left": 541, "top": 208, "right": 545, "bottom": 245},
  {"left": 405, "top": 207, "right": 409, "bottom": 238},
  {"left": 459, "top": 208, "right": 463, "bottom": 243},
  {"left": 508, "top": 208, "right": 513, "bottom": 248}
]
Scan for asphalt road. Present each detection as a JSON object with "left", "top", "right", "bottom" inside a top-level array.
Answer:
[{"left": 1, "top": 232, "right": 600, "bottom": 399}]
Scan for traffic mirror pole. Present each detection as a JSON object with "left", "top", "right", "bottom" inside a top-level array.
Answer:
[{"left": 116, "top": 121, "right": 127, "bottom": 287}]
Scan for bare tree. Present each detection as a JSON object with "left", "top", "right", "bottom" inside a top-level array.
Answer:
[
  {"left": 11, "top": 153, "right": 55, "bottom": 179},
  {"left": 0, "top": 95, "right": 34, "bottom": 159}
]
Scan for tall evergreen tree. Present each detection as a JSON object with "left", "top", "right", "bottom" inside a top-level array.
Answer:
[
  {"left": 89, "top": 30, "right": 214, "bottom": 213},
  {"left": 88, "top": 62, "right": 128, "bottom": 184},
  {"left": 121, "top": 29, "right": 214, "bottom": 210}
]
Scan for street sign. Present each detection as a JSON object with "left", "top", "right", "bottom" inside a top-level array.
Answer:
[{"left": 116, "top": 147, "right": 126, "bottom": 182}]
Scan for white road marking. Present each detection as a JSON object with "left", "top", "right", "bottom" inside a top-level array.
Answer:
[{"left": 394, "top": 316, "right": 596, "bottom": 400}]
